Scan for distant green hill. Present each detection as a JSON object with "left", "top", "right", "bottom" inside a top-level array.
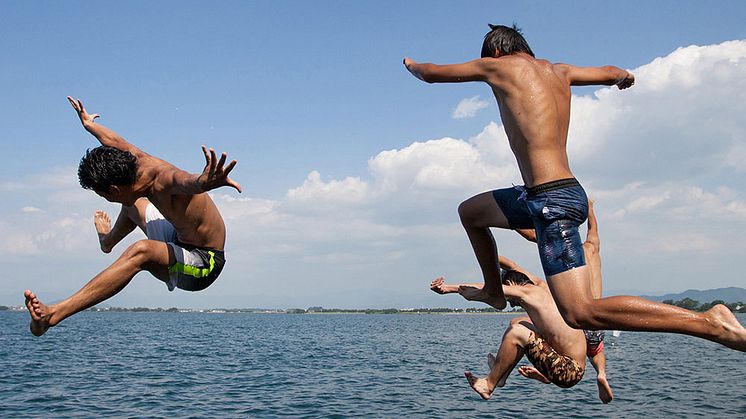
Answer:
[{"left": 642, "top": 287, "right": 746, "bottom": 303}]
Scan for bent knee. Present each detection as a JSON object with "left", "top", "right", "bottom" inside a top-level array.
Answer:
[
  {"left": 123, "top": 240, "right": 160, "bottom": 266},
  {"left": 504, "top": 320, "right": 534, "bottom": 345},
  {"left": 458, "top": 200, "right": 475, "bottom": 222},
  {"left": 458, "top": 198, "right": 491, "bottom": 227}
]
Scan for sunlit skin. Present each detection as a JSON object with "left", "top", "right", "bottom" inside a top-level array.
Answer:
[
  {"left": 24, "top": 97, "right": 241, "bottom": 336},
  {"left": 405, "top": 33, "right": 746, "bottom": 352}
]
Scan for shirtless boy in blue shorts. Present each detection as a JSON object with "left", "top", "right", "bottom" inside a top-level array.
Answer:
[
  {"left": 24, "top": 97, "right": 241, "bottom": 336},
  {"left": 405, "top": 24, "right": 746, "bottom": 351}
]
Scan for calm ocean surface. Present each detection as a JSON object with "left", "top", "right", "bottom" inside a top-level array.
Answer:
[{"left": 1, "top": 311, "right": 744, "bottom": 418}]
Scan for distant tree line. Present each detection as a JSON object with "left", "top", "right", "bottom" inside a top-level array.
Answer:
[
  {"left": 293, "top": 307, "right": 524, "bottom": 314},
  {"left": 87, "top": 306, "right": 181, "bottom": 312},
  {"left": 661, "top": 298, "right": 745, "bottom": 313}
]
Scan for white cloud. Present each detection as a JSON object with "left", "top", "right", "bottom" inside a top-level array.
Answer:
[
  {"left": 0, "top": 222, "right": 40, "bottom": 255},
  {"left": 287, "top": 171, "right": 368, "bottom": 205},
  {"left": 22, "top": 206, "right": 43, "bottom": 213},
  {"left": 369, "top": 138, "right": 506, "bottom": 193},
  {"left": 452, "top": 95, "right": 490, "bottom": 119}
]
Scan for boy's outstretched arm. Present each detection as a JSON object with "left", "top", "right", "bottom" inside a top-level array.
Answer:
[
  {"left": 403, "top": 57, "right": 492, "bottom": 83},
  {"left": 557, "top": 64, "right": 635, "bottom": 89},
  {"left": 163, "top": 146, "right": 242, "bottom": 195},
  {"left": 67, "top": 96, "right": 142, "bottom": 155}
]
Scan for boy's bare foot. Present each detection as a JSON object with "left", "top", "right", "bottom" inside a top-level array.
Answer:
[
  {"left": 596, "top": 374, "right": 613, "bottom": 403},
  {"left": 706, "top": 304, "right": 746, "bottom": 352},
  {"left": 517, "top": 365, "right": 551, "bottom": 384},
  {"left": 430, "top": 277, "right": 459, "bottom": 294},
  {"left": 458, "top": 285, "right": 506, "bottom": 310},
  {"left": 464, "top": 371, "right": 493, "bottom": 400},
  {"left": 94, "top": 210, "right": 112, "bottom": 253},
  {"left": 24, "top": 290, "right": 52, "bottom": 336}
]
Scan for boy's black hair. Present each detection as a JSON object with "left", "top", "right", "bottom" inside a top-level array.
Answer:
[
  {"left": 481, "top": 23, "right": 535, "bottom": 58},
  {"left": 78, "top": 146, "right": 138, "bottom": 193},
  {"left": 501, "top": 269, "right": 534, "bottom": 286}
]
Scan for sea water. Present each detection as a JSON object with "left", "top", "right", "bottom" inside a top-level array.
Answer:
[{"left": 1, "top": 311, "right": 744, "bottom": 417}]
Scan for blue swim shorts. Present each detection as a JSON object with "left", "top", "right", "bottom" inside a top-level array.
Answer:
[{"left": 492, "top": 178, "right": 589, "bottom": 277}]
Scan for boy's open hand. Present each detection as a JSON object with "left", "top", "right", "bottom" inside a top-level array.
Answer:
[
  {"left": 403, "top": 57, "right": 425, "bottom": 81},
  {"left": 616, "top": 72, "right": 635, "bottom": 90},
  {"left": 67, "top": 96, "right": 100, "bottom": 125},
  {"left": 197, "top": 146, "right": 242, "bottom": 193}
]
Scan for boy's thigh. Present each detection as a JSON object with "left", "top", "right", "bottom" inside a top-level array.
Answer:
[
  {"left": 462, "top": 187, "right": 532, "bottom": 229},
  {"left": 131, "top": 239, "right": 177, "bottom": 281}
]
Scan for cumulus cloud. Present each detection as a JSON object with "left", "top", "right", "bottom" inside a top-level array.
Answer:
[
  {"left": 287, "top": 171, "right": 368, "bottom": 205},
  {"left": 570, "top": 41, "right": 746, "bottom": 185},
  {"left": 0, "top": 222, "right": 41, "bottom": 255},
  {"left": 452, "top": 95, "right": 490, "bottom": 119}
]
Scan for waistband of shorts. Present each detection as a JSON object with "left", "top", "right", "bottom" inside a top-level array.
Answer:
[
  {"left": 175, "top": 240, "right": 225, "bottom": 255},
  {"left": 526, "top": 178, "right": 580, "bottom": 196}
]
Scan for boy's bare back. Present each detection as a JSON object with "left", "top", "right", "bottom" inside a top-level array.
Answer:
[
  {"left": 483, "top": 54, "right": 575, "bottom": 188},
  {"left": 136, "top": 153, "right": 229, "bottom": 250}
]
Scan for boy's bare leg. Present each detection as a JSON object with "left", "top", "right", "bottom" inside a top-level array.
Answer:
[
  {"left": 589, "top": 351, "right": 613, "bottom": 403},
  {"left": 465, "top": 320, "right": 534, "bottom": 399},
  {"left": 548, "top": 267, "right": 746, "bottom": 352},
  {"left": 456, "top": 192, "right": 511, "bottom": 310},
  {"left": 24, "top": 239, "right": 174, "bottom": 336},
  {"left": 488, "top": 353, "right": 550, "bottom": 383}
]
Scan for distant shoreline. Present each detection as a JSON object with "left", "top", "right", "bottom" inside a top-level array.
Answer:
[{"left": 2, "top": 297, "right": 743, "bottom": 315}]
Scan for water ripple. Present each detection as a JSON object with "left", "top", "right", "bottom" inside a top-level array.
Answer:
[{"left": 1, "top": 312, "right": 744, "bottom": 417}]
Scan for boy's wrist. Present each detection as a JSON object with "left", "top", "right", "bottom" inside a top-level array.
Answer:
[{"left": 614, "top": 71, "right": 628, "bottom": 86}]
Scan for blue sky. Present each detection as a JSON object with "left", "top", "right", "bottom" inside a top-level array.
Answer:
[{"left": 2, "top": 1, "right": 745, "bottom": 308}]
